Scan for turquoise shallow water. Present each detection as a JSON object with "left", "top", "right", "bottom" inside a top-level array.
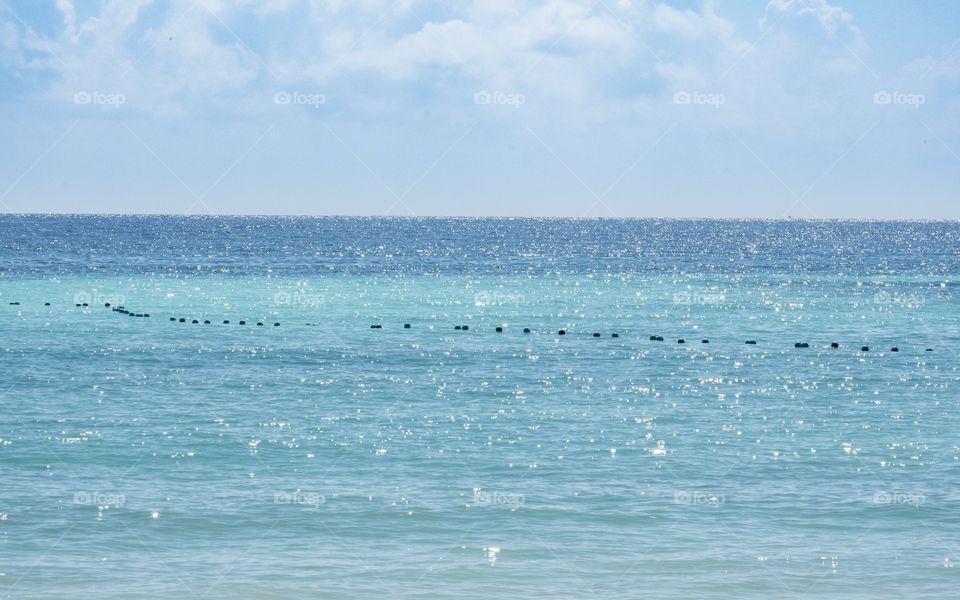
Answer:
[{"left": 1, "top": 217, "right": 959, "bottom": 598}]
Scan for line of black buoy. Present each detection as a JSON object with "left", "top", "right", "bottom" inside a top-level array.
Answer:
[
  {"left": 110, "top": 305, "right": 149, "bottom": 318},
  {"left": 3, "top": 303, "right": 940, "bottom": 352},
  {"left": 165, "top": 316, "right": 275, "bottom": 326},
  {"left": 361, "top": 327, "right": 929, "bottom": 354}
]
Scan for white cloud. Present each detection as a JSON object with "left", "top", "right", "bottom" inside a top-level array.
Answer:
[
  {"left": 55, "top": 0, "right": 79, "bottom": 43},
  {"left": 0, "top": 0, "right": 918, "bottom": 131},
  {"left": 653, "top": 2, "right": 740, "bottom": 47},
  {"left": 765, "top": 0, "right": 862, "bottom": 43}
]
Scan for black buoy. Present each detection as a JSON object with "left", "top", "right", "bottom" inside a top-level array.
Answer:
[
  {"left": 179, "top": 318, "right": 186, "bottom": 323},
  {"left": 82, "top": 303, "right": 89, "bottom": 307},
  {"left": 611, "top": 333, "right": 619, "bottom": 338},
  {"left": 455, "top": 325, "right": 462, "bottom": 330},
  {"left": 204, "top": 320, "right": 211, "bottom": 324},
  {"left": 257, "top": 322, "right": 263, "bottom": 326},
  {"left": 223, "top": 320, "right": 230, "bottom": 324},
  {"left": 104, "top": 303, "right": 111, "bottom": 307},
  {"left": 370, "top": 324, "right": 381, "bottom": 329},
  {"left": 795, "top": 342, "right": 809, "bottom": 348},
  {"left": 558, "top": 329, "right": 566, "bottom": 335},
  {"left": 9, "top": 302, "right": 20, "bottom": 306},
  {"left": 650, "top": 335, "right": 663, "bottom": 341},
  {"left": 170, "top": 317, "right": 176, "bottom": 321},
  {"left": 678, "top": 338, "right": 685, "bottom": 344},
  {"left": 239, "top": 320, "right": 246, "bottom": 325},
  {"left": 523, "top": 328, "right": 531, "bottom": 333},
  {"left": 926, "top": 348, "right": 933, "bottom": 352},
  {"left": 274, "top": 322, "right": 280, "bottom": 327},
  {"left": 891, "top": 347, "right": 899, "bottom": 352},
  {"left": 44, "top": 302, "right": 50, "bottom": 306},
  {"left": 593, "top": 333, "right": 600, "bottom": 337},
  {"left": 496, "top": 326, "right": 503, "bottom": 332},
  {"left": 745, "top": 340, "right": 757, "bottom": 345},
  {"left": 75, "top": 303, "right": 81, "bottom": 307},
  {"left": 701, "top": 339, "right": 709, "bottom": 344},
  {"left": 861, "top": 346, "right": 869, "bottom": 352},
  {"left": 830, "top": 342, "right": 839, "bottom": 348},
  {"left": 404, "top": 323, "right": 411, "bottom": 329},
  {"left": 192, "top": 319, "right": 199, "bottom": 324},
  {"left": 462, "top": 325, "right": 469, "bottom": 331},
  {"left": 143, "top": 314, "right": 150, "bottom": 318}
]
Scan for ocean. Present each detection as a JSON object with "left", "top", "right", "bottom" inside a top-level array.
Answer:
[{"left": 1, "top": 216, "right": 958, "bottom": 598}]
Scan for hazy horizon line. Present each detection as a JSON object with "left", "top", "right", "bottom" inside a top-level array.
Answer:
[{"left": 2, "top": 212, "right": 958, "bottom": 223}]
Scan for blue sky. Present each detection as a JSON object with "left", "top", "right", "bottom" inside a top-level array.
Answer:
[{"left": 0, "top": 0, "right": 958, "bottom": 217}]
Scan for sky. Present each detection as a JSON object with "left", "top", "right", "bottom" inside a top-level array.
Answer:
[{"left": 0, "top": 0, "right": 958, "bottom": 218}]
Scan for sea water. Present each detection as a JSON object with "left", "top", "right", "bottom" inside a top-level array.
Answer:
[{"left": 1, "top": 216, "right": 958, "bottom": 598}]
